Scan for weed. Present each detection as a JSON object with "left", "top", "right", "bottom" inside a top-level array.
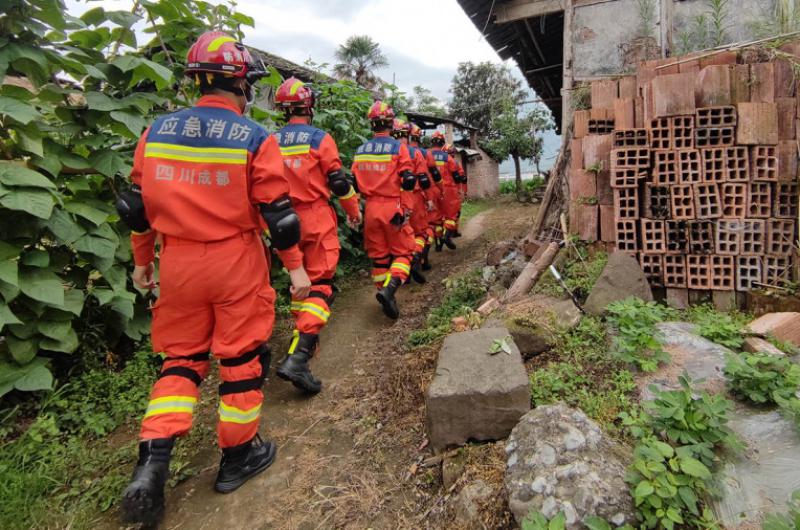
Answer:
[
  {"left": 460, "top": 198, "right": 492, "bottom": 221},
  {"left": 607, "top": 298, "right": 676, "bottom": 372},
  {"left": 724, "top": 351, "right": 800, "bottom": 404},
  {"left": 767, "top": 334, "right": 799, "bottom": 355},
  {"left": 684, "top": 304, "right": 747, "bottom": 350},
  {"left": 407, "top": 271, "right": 487, "bottom": 347},
  {"left": 571, "top": 83, "right": 591, "bottom": 111},
  {"left": 762, "top": 490, "right": 800, "bottom": 530},
  {"left": 636, "top": 0, "right": 657, "bottom": 38},
  {"left": 534, "top": 245, "right": 607, "bottom": 301},
  {"left": 499, "top": 177, "right": 545, "bottom": 196}
]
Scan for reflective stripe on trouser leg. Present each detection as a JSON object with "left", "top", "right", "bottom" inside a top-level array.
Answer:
[
  {"left": 413, "top": 236, "right": 426, "bottom": 254},
  {"left": 434, "top": 225, "right": 444, "bottom": 237},
  {"left": 140, "top": 353, "right": 210, "bottom": 440},
  {"left": 444, "top": 219, "right": 457, "bottom": 231},
  {"left": 290, "top": 285, "right": 333, "bottom": 337},
  {"left": 217, "top": 351, "right": 264, "bottom": 448},
  {"left": 372, "top": 257, "right": 391, "bottom": 289},
  {"left": 389, "top": 256, "right": 412, "bottom": 282}
]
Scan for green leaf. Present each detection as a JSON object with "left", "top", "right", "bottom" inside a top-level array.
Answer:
[
  {"left": 0, "top": 95, "right": 41, "bottom": 124},
  {"left": 110, "top": 55, "right": 141, "bottom": 72},
  {"left": 64, "top": 201, "right": 109, "bottom": 226},
  {"left": 13, "top": 361, "right": 53, "bottom": 393},
  {"left": 91, "top": 287, "right": 115, "bottom": 305},
  {"left": 635, "top": 480, "right": 655, "bottom": 499},
  {"left": 13, "top": 122, "right": 44, "bottom": 157},
  {"left": 80, "top": 6, "right": 106, "bottom": 26},
  {"left": 61, "top": 289, "right": 84, "bottom": 316},
  {"left": 0, "top": 241, "right": 21, "bottom": 261},
  {"left": 74, "top": 232, "right": 117, "bottom": 259},
  {"left": 106, "top": 10, "right": 141, "bottom": 28},
  {"left": 84, "top": 91, "right": 122, "bottom": 111},
  {"left": 110, "top": 110, "right": 146, "bottom": 137},
  {"left": 19, "top": 268, "right": 64, "bottom": 306},
  {"left": 0, "top": 260, "right": 19, "bottom": 287},
  {"left": 0, "top": 187, "right": 54, "bottom": 219},
  {"left": 0, "top": 301, "right": 22, "bottom": 329},
  {"left": 46, "top": 208, "right": 87, "bottom": 244},
  {"left": 679, "top": 457, "right": 711, "bottom": 479},
  {"left": 583, "top": 516, "right": 612, "bottom": 530},
  {"left": 0, "top": 162, "right": 56, "bottom": 189},
  {"left": 40, "top": 326, "right": 78, "bottom": 353},
  {"left": 6, "top": 335, "right": 39, "bottom": 364},
  {"left": 109, "top": 295, "right": 134, "bottom": 319},
  {"left": 90, "top": 149, "right": 131, "bottom": 178},
  {"left": 37, "top": 319, "right": 73, "bottom": 340},
  {"left": 548, "top": 512, "right": 566, "bottom": 530},
  {"left": 21, "top": 249, "right": 49, "bottom": 267}
]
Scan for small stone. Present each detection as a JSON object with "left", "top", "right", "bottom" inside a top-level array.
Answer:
[
  {"left": 482, "top": 266, "right": 497, "bottom": 283},
  {"left": 536, "top": 444, "right": 557, "bottom": 466},
  {"left": 454, "top": 480, "right": 493, "bottom": 526},
  {"left": 542, "top": 496, "right": 559, "bottom": 518},
  {"left": 563, "top": 427, "right": 586, "bottom": 451},
  {"left": 531, "top": 476, "right": 548, "bottom": 493},
  {"left": 451, "top": 316, "right": 469, "bottom": 332},
  {"left": 562, "top": 501, "right": 578, "bottom": 525},
  {"left": 442, "top": 452, "right": 467, "bottom": 488},
  {"left": 611, "top": 513, "right": 626, "bottom": 526}
]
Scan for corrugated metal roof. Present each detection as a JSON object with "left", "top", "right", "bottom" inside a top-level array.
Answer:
[{"left": 455, "top": 0, "right": 564, "bottom": 130}]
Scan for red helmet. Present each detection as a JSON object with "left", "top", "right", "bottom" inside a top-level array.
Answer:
[
  {"left": 391, "top": 118, "right": 409, "bottom": 136},
  {"left": 275, "top": 77, "right": 315, "bottom": 109},
  {"left": 367, "top": 100, "right": 395, "bottom": 121},
  {"left": 431, "top": 131, "right": 446, "bottom": 146},
  {"left": 409, "top": 123, "right": 422, "bottom": 139},
  {"left": 185, "top": 31, "right": 265, "bottom": 81}
]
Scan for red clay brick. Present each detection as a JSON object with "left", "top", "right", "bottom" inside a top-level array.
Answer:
[
  {"left": 582, "top": 134, "right": 613, "bottom": 170},
  {"left": 652, "top": 150, "right": 678, "bottom": 186},
  {"left": 689, "top": 220, "right": 716, "bottom": 254},
  {"left": 639, "top": 253, "right": 665, "bottom": 287},
  {"left": 751, "top": 145, "right": 778, "bottom": 181},
  {"left": 701, "top": 147, "right": 728, "bottom": 183},
  {"left": 740, "top": 219, "right": 766, "bottom": 255},
  {"left": 645, "top": 185, "right": 671, "bottom": 218},
  {"left": 673, "top": 115, "right": 695, "bottom": 149},
  {"left": 588, "top": 119, "right": 615, "bottom": 135},
  {"left": 570, "top": 203, "right": 599, "bottom": 241},
  {"left": 776, "top": 98, "right": 797, "bottom": 140},
  {"left": 678, "top": 149, "right": 703, "bottom": 184},
  {"left": 591, "top": 107, "right": 612, "bottom": 121},
  {"left": 596, "top": 170, "right": 614, "bottom": 205},
  {"left": 613, "top": 128, "right": 649, "bottom": 148},
  {"left": 774, "top": 182, "right": 799, "bottom": 219},
  {"left": 750, "top": 62, "right": 776, "bottom": 103},
  {"left": 619, "top": 76, "right": 637, "bottom": 99},
  {"left": 663, "top": 254, "right": 688, "bottom": 288},
  {"left": 614, "top": 187, "right": 640, "bottom": 219},
  {"left": 614, "top": 98, "right": 635, "bottom": 130},
  {"left": 696, "top": 106, "right": 737, "bottom": 129},
  {"left": 570, "top": 169, "right": 597, "bottom": 201},
  {"left": 570, "top": 138, "right": 583, "bottom": 171},
  {"left": 635, "top": 97, "right": 645, "bottom": 128},
  {"left": 611, "top": 166, "right": 644, "bottom": 188},
  {"left": 720, "top": 182, "right": 748, "bottom": 218},
  {"left": 574, "top": 110, "right": 590, "bottom": 139},
  {"left": 716, "top": 220, "right": 742, "bottom": 255},
  {"left": 687, "top": 254, "right": 712, "bottom": 290},
  {"left": 611, "top": 147, "right": 650, "bottom": 169},
  {"left": 767, "top": 218, "right": 797, "bottom": 255},
  {"left": 700, "top": 51, "right": 738, "bottom": 68},
  {"left": 591, "top": 79, "right": 618, "bottom": 109},
  {"left": 736, "top": 255, "right": 762, "bottom": 292},
  {"left": 695, "top": 65, "right": 732, "bottom": 107},
  {"left": 726, "top": 146, "right": 750, "bottom": 181},
  {"left": 640, "top": 219, "right": 666, "bottom": 253},
  {"left": 710, "top": 254, "right": 736, "bottom": 291},
  {"left": 665, "top": 220, "right": 689, "bottom": 253},
  {"left": 777, "top": 140, "right": 798, "bottom": 181},
  {"left": 748, "top": 182, "right": 773, "bottom": 218},
  {"left": 671, "top": 184, "right": 695, "bottom": 220},
  {"left": 774, "top": 59, "right": 796, "bottom": 98},
  {"left": 730, "top": 64, "right": 751, "bottom": 104},
  {"left": 652, "top": 72, "right": 697, "bottom": 118},
  {"left": 737, "top": 102, "right": 779, "bottom": 145},
  {"left": 695, "top": 126, "right": 735, "bottom": 148},
  {"left": 748, "top": 312, "right": 800, "bottom": 346},
  {"left": 600, "top": 204, "right": 616, "bottom": 242},
  {"left": 615, "top": 219, "right": 639, "bottom": 253},
  {"left": 763, "top": 255, "right": 795, "bottom": 288},
  {"left": 643, "top": 84, "right": 655, "bottom": 125},
  {"left": 650, "top": 117, "right": 673, "bottom": 150}
]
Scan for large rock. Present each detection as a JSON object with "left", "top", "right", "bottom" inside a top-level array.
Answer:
[
  {"left": 505, "top": 404, "right": 635, "bottom": 528},
  {"left": 584, "top": 252, "right": 653, "bottom": 315},
  {"left": 425, "top": 327, "right": 530, "bottom": 450}
]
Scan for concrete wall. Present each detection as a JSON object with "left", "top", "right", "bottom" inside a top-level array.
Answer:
[
  {"left": 465, "top": 147, "right": 500, "bottom": 198},
  {"left": 571, "top": 0, "right": 778, "bottom": 80}
]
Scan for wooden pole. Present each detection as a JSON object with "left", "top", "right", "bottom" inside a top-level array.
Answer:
[{"left": 502, "top": 241, "right": 560, "bottom": 302}]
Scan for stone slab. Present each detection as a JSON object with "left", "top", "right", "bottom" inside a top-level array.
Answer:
[{"left": 425, "top": 327, "right": 530, "bottom": 450}]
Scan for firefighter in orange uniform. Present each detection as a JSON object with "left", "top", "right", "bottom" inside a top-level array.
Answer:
[
  {"left": 116, "top": 32, "right": 311, "bottom": 525},
  {"left": 448, "top": 144, "right": 467, "bottom": 237},
  {"left": 391, "top": 118, "right": 429, "bottom": 283},
  {"left": 351, "top": 101, "right": 416, "bottom": 319},
  {"left": 429, "top": 131, "right": 460, "bottom": 251},
  {"left": 272, "top": 77, "right": 361, "bottom": 394},
  {"left": 407, "top": 123, "right": 437, "bottom": 270}
]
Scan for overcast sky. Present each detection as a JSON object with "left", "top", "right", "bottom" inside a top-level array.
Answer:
[{"left": 65, "top": 0, "right": 560, "bottom": 172}]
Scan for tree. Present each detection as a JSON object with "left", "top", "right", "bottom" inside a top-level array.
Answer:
[
  {"left": 449, "top": 61, "right": 525, "bottom": 135},
  {"left": 333, "top": 35, "right": 388, "bottom": 90},
  {"left": 409, "top": 85, "right": 445, "bottom": 117},
  {"left": 482, "top": 100, "right": 554, "bottom": 195}
]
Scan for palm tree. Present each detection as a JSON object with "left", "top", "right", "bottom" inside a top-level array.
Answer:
[{"left": 333, "top": 35, "right": 388, "bottom": 90}]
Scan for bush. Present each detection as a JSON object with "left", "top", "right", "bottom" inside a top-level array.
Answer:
[
  {"left": 534, "top": 244, "right": 607, "bottom": 301},
  {"left": 724, "top": 351, "right": 800, "bottom": 405},
  {"left": 407, "top": 272, "right": 486, "bottom": 346},
  {"left": 607, "top": 298, "right": 677, "bottom": 372},
  {"left": 685, "top": 304, "right": 747, "bottom": 349}
]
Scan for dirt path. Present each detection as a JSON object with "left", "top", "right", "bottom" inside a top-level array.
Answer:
[{"left": 111, "top": 199, "right": 536, "bottom": 530}]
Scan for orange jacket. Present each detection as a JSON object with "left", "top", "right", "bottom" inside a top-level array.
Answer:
[
  {"left": 350, "top": 131, "right": 413, "bottom": 199},
  {"left": 429, "top": 147, "right": 459, "bottom": 188},
  {"left": 275, "top": 117, "right": 360, "bottom": 218},
  {"left": 130, "top": 95, "right": 302, "bottom": 269}
]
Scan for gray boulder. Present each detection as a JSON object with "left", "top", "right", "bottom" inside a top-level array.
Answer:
[
  {"left": 426, "top": 327, "right": 530, "bottom": 450},
  {"left": 584, "top": 252, "right": 653, "bottom": 315},
  {"left": 505, "top": 404, "right": 635, "bottom": 528}
]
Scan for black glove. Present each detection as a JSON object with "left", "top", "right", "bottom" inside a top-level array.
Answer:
[{"left": 390, "top": 211, "right": 406, "bottom": 227}]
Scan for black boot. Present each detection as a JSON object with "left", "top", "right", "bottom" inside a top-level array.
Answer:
[
  {"left": 376, "top": 276, "right": 402, "bottom": 319},
  {"left": 421, "top": 245, "right": 432, "bottom": 271},
  {"left": 121, "top": 438, "right": 174, "bottom": 526},
  {"left": 434, "top": 237, "right": 444, "bottom": 252},
  {"left": 410, "top": 254, "right": 427, "bottom": 284},
  {"left": 443, "top": 230, "right": 457, "bottom": 250},
  {"left": 215, "top": 434, "right": 277, "bottom": 493},
  {"left": 276, "top": 333, "right": 322, "bottom": 394}
]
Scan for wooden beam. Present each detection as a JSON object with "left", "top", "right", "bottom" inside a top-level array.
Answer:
[
  {"left": 525, "top": 63, "right": 563, "bottom": 74},
  {"left": 494, "top": 0, "right": 564, "bottom": 24}
]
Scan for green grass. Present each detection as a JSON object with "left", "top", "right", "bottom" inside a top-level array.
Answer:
[
  {"left": 0, "top": 349, "right": 210, "bottom": 529},
  {"left": 407, "top": 271, "right": 487, "bottom": 347},
  {"left": 530, "top": 317, "right": 638, "bottom": 433},
  {"left": 534, "top": 243, "right": 607, "bottom": 301},
  {"left": 459, "top": 198, "right": 492, "bottom": 222}
]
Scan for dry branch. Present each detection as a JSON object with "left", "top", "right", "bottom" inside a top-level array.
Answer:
[{"left": 502, "top": 241, "right": 559, "bottom": 302}]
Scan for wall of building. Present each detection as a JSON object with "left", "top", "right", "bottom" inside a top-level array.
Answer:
[
  {"left": 465, "top": 147, "right": 500, "bottom": 198},
  {"left": 571, "top": 0, "right": 778, "bottom": 80}
]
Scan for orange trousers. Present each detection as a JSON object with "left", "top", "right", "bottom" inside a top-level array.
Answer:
[
  {"left": 141, "top": 230, "right": 275, "bottom": 449},
  {"left": 409, "top": 190, "right": 431, "bottom": 254},
  {"left": 289, "top": 201, "right": 338, "bottom": 341},
  {"left": 442, "top": 185, "right": 461, "bottom": 232},
  {"left": 364, "top": 197, "right": 415, "bottom": 288}
]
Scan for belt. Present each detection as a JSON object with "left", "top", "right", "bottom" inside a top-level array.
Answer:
[{"left": 162, "top": 230, "right": 257, "bottom": 248}]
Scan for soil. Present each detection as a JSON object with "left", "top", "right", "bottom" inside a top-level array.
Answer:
[{"left": 104, "top": 197, "right": 537, "bottom": 530}]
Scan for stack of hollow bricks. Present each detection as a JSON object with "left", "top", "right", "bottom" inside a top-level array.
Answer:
[{"left": 569, "top": 44, "right": 799, "bottom": 300}]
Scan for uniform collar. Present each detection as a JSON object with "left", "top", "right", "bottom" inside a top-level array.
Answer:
[
  {"left": 373, "top": 131, "right": 390, "bottom": 138},
  {"left": 197, "top": 95, "right": 242, "bottom": 115},
  {"left": 289, "top": 116, "right": 311, "bottom": 125}
]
